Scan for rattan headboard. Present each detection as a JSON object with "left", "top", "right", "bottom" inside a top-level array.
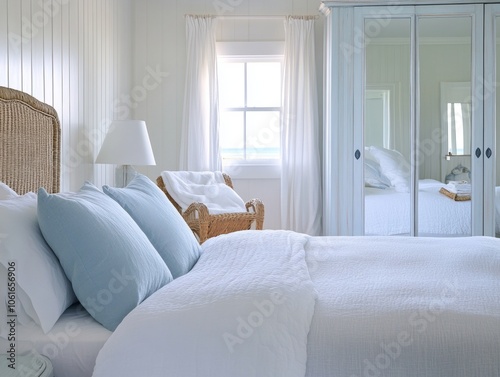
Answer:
[{"left": 0, "top": 86, "right": 60, "bottom": 194}]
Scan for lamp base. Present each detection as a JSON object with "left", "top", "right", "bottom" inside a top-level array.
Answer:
[{"left": 115, "top": 165, "right": 137, "bottom": 187}]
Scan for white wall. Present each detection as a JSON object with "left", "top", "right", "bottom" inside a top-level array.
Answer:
[
  {"left": 131, "top": 0, "right": 324, "bottom": 230},
  {"left": 0, "top": 0, "right": 133, "bottom": 191}
]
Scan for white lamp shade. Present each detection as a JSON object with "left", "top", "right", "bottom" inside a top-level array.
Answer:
[{"left": 96, "top": 120, "right": 156, "bottom": 165}]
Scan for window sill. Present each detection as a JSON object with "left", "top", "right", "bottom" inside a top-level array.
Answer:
[{"left": 223, "top": 162, "right": 281, "bottom": 180}]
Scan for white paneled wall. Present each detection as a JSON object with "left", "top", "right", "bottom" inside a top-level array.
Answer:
[
  {"left": 132, "top": 0, "right": 324, "bottom": 230},
  {"left": 0, "top": 0, "right": 132, "bottom": 191}
]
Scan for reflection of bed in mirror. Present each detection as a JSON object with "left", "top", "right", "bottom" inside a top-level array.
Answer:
[
  {"left": 365, "top": 180, "right": 471, "bottom": 236},
  {"left": 363, "top": 146, "right": 499, "bottom": 237}
]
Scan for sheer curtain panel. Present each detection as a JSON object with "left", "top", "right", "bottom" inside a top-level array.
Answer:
[
  {"left": 281, "top": 16, "right": 322, "bottom": 235},
  {"left": 180, "top": 15, "right": 221, "bottom": 171}
]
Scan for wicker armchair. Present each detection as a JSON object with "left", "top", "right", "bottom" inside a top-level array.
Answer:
[{"left": 157, "top": 173, "right": 264, "bottom": 244}]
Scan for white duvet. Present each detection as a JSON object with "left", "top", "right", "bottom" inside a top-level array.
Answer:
[
  {"left": 93, "top": 231, "right": 500, "bottom": 377},
  {"left": 92, "top": 230, "right": 317, "bottom": 377}
]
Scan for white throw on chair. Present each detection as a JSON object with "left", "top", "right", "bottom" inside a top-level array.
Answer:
[{"left": 157, "top": 171, "right": 264, "bottom": 243}]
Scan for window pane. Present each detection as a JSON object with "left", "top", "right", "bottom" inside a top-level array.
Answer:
[
  {"left": 246, "top": 111, "right": 280, "bottom": 159},
  {"left": 247, "top": 62, "right": 282, "bottom": 107},
  {"left": 218, "top": 62, "right": 245, "bottom": 108},
  {"left": 220, "top": 111, "right": 244, "bottom": 159}
]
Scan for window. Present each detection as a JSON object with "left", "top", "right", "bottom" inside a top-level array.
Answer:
[
  {"left": 217, "top": 42, "right": 284, "bottom": 170},
  {"left": 440, "top": 82, "right": 472, "bottom": 156}
]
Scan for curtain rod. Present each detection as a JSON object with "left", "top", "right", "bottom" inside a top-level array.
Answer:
[{"left": 185, "top": 14, "right": 319, "bottom": 20}]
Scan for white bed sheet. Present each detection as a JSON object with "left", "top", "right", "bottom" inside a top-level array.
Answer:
[
  {"left": 365, "top": 179, "right": 473, "bottom": 236},
  {"left": 0, "top": 304, "right": 111, "bottom": 377}
]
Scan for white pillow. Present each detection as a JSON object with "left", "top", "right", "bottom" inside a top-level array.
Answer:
[
  {"left": 368, "top": 146, "right": 410, "bottom": 192},
  {"left": 364, "top": 159, "right": 391, "bottom": 189},
  {"left": 0, "top": 193, "right": 76, "bottom": 334},
  {"left": 0, "top": 182, "right": 18, "bottom": 199}
]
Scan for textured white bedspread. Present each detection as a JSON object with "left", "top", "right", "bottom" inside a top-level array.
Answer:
[
  {"left": 92, "top": 232, "right": 500, "bottom": 377},
  {"left": 304, "top": 236, "right": 500, "bottom": 377},
  {"left": 92, "top": 230, "right": 316, "bottom": 377}
]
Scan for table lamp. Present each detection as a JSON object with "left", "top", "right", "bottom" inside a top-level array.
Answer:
[{"left": 96, "top": 120, "right": 156, "bottom": 187}]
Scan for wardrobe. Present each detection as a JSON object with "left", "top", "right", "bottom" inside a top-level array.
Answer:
[{"left": 321, "top": 0, "right": 500, "bottom": 237}]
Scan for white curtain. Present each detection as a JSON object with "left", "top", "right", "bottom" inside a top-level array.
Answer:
[
  {"left": 180, "top": 16, "right": 221, "bottom": 171},
  {"left": 281, "top": 16, "right": 322, "bottom": 235}
]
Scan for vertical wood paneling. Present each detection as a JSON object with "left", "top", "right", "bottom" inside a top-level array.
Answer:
[
  {"left": 0, "top": 0, "right": 8, "bottom": 85},
  {"left": 68, "top": 0, "right": 79, "bottom": 189},
  {"left": 61, "top": 0, "right": 70, "bottom": 191},
  {"left": 0, "top": 0, "right": 133, "bottom": 191},
  {"left": 83, "top": 0, "right": 91, "bottom": 183},
  {"left": 21, "top": 0, "right": 32, "bottom": 94},
  {"left": 7, "top": 0, "right": 22, "bottom": 90},
  {"left": 42, "top": 0, "right": 53, "bottom": 106},
  {"left": 77, "top": 0, "right": 85, "bottom": 183},
  {"left": 31, "top": 0, "right": 45, "bottom": 100}
]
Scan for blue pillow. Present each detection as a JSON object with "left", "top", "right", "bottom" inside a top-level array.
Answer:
[
  {"left": 103, "top": 174, "right": 200, "bottom": 279},
  {"left": 37, "top": 182, "right": 172, "bottom": 331}
]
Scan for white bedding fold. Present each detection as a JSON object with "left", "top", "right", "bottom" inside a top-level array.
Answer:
[{"left": 92, "top": 230, "right": 316, "bottom": 377}]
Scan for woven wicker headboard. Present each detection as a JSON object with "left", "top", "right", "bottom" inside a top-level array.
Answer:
[{"left": 0, "top": 86, "right": 60, "bottom": 194}]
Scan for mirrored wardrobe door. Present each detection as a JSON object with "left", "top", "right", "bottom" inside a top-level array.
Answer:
[
  {"left": 484, "top": 4, "right": 500, "bottom": 237},
  {"left": 361, "top": 15, "right": 413, "bottom": 236},
  {"left": 417, "top": 14, "right": 474, "bottom": 236},
  {"left": 495, "top": 8, "right": 500, "bottom": 238}
]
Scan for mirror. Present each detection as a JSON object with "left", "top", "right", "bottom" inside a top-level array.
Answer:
[
  {"left": 363, "top": 17, "right": 411, "bottom": 236},
  {"left": 496, "top": 14, "right": 500, "bottom": 236},
  {"left": 363, "top": 14, "right": 474, "bottom": 237},
  {"left": 418, "top": 16, "right": 472, "bottom": 236}
]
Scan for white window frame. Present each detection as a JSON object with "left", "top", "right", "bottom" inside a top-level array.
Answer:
[{"left": 217, "top": 41, "right": 284, "bottom": 179}]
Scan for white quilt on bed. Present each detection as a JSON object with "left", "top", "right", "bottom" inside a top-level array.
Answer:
[
  {"left": 92, "top": 230, "right": 316, "bottom": 377},
  {"left": 304, "top": 235, "right": 500, "bottom": 377}
]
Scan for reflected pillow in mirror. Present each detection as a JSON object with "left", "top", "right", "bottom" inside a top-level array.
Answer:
[
  {"left": 367, "top": 146, "right": 410, "bottom": 192},
  {"left": 364, "top": 159, "right": 391, "bottom": 189}
]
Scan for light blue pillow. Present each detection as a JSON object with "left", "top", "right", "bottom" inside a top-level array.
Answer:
[
  {"left": 37, "top": 182, "right": 173, "bottom": 331},
  {"left": 103, "top": 174, "right": 200, "bottom": 279}
]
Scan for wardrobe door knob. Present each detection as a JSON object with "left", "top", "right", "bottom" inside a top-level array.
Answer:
[
  {"left": 355, "top": 149, "right": 361, "bottom": 160},
  {"left": 486, "top": 148, "right": 492, "bottom": 159},
  {"left": 475, "top": 148, "right": 481, "bottom": 158}
]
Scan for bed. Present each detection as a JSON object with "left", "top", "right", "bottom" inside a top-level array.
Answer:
[{"left": 1, "top": 86, "right": 500, "bottom": 377}]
